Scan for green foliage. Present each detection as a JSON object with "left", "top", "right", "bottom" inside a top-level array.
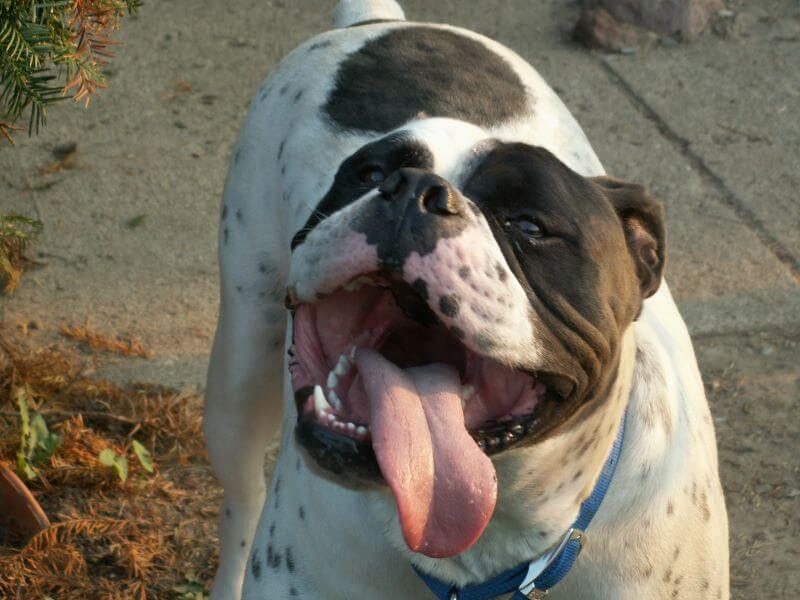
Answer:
[
  {"left": 0, "top": 213, "right": 42, "bottom": 293},
  {"left": 16, "top": 390, "right": 61, "bottom": 480},
  {"left": 98, "top": 447, "right": 128, "bottom": 482},
  {"left": 0, "top": 0, "right": 140, "bottom": 140},
  {"left": 131, "top": 439, "right": 153, "bottom": 473},
  {"left": 173, "top": 570, "right": 209, "bottom": 600},
  {"left": 98, "top": 439, "right": 154, "bottom": 482}
]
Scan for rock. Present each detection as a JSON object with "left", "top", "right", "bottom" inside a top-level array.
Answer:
[
  {"left": 578, "top": 0, "right": 725, "bottom": 41},
  {"left": 573, "top": 7, "right": 641, "bottom": 50}
]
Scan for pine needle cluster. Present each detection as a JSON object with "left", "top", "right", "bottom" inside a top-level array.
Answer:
[{"left": 1, "top": 0, "right": 140, "bottom": 141}]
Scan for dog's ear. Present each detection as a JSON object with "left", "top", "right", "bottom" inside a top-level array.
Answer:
[{"left": 593, "top": 176, "right": 666, "bottom": 300}]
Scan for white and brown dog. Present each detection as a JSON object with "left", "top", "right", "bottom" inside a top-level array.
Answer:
[{"left": 203, "top": 1, "right": 729, "bottom": 598}]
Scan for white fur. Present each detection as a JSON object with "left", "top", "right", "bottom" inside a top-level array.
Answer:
[{"left": 204, "top": 2, "right": 729, "bottom": 598}]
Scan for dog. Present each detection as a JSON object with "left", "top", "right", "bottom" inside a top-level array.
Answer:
[{"left": 203, "top": 1, "right": 729, "bottom": 598}]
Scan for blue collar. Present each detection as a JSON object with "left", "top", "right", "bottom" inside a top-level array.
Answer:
[{"left": 414, "top": 408, "right": 628, "bottom": 599}]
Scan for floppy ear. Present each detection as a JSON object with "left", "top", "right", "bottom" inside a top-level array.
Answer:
[{"left": 593, "top": 176, "right": 666, "bottom": 300}]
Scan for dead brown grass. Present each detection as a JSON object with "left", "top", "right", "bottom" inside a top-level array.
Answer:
[
  {"left": 0, "top": 326, "right": 219, "bottom": 599},
  {"left": 59, "top": 323, "right": 155, "bottom": 358}
]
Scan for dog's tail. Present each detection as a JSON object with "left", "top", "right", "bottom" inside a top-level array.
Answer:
[{"left": 331, "top": 0, "right": 405, "bottom": 29}]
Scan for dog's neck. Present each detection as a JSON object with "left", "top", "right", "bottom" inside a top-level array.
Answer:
[{"left": 396, "top": 326, "right": 638, "bottom": 586}]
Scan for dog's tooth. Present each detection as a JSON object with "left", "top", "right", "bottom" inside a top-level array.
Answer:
[
  {"left": 356, "top": 425, "right": 367, "bottom": 436},
  {"left": 461, "top": 385, "right": 474, "bottom": 400},
  {"left": 334, "top": 355, "right": 350, "bottom": 375},
  {"left": 329, "top": 390, "right": 342, "bottom": 411},
  {"left": 327, "top": 371, "right": 338, "bottom": 390},
  {"left": 349, "top": 346, "right": 357, "bottom": 361},
  {"left": 313, "top": 385, "right": 330, "bottom": 414},
  {"left": 346, "top": 422, "right": 356, "bottom": 432}
]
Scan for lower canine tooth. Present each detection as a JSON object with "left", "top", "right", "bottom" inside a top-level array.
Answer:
[
  {"left": 313, "top": 385, "right": 330, "bottom": 413},
  {"left": 329, "top": 390, "right": 342, "bottom": 410}
]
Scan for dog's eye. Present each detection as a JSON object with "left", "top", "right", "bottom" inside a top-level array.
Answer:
[
  {"left": 505, "top": 216, "right": 544, "bottom": 239},
  {"left": 358, "top": 165, "right": 386, "bottom": 185}
]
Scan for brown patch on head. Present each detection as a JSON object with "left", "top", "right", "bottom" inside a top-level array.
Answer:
[{"left": 593, "top": 176, "right": 666, "bottom": 301}]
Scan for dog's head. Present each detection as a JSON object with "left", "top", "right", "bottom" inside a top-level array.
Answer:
[{"left": 286, "top": 118, "right": 665, "bottom": 559}]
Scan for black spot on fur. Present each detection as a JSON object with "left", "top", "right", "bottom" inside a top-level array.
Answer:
[
  {"left": 474, "top": 332, "right": 495, "bottom": 351},
  {"left": 266, "top": 308, "right": 284, "bottom": 324},
  {"left": 439, "top": 294, "right": 460, "bottom": 317},
  {"left": 294, "top": 89, "right": 304, "bottom": 102},
  {"left": 281, "top": 164, "right": 287, "bottom": 176},
  {"left": 286, "top": 547, "right": 296, "bottom": 572},
  {"left": 279, "top": 84, "right": 289, "bottom": 96},
  {"left": 222, "top": 205, "right": 228, "bottom": 220},
  {"left": 324, "top": 28, "right": 527, "bottom": 132},
  {"left": 571, "top": 469, "right": 583, "bottom": 482},
  {"left": 495, "top": 262, "right": 508, "bottom": 282},
  {"left": 290, "top": 588, "right": 298, "bottom": 597},
  {"left": 271, "top": 333, "right": 284, "bottom": 349},
  {"left": 269, "top": 522, "right": 276, "bottom": 538},
  {"left": 298, "top": 505, "right": 305, "bottom": 521},
  {"left": 278, "top": 139, "right": 286, "bottom": 160},
  {"left": 236, "top": 209, "right": 242, "bottom": 221},
  {"left": 309, "top": 40, "right": 332, "bottom": 51},
  {"left": 450, "top": 325, "right": 465, "bottom": 339},
  {"left": 267, "top": 544, "right": 281, "bottom": 570},
  {"left": 412, "top": 278, "right": 429, "bottom": 301},
  {"left": 666, "top": 500, "right": 674, "bottom": 515},
  {"left": 234, "top": 148, "right": 241, "bottom": 164},
  {"left": 235, "top": 285, "right": 243, "bottom": 293},
  {"left": 223, "top": 227, "right": 229, "bottom": 244},
  {"left": 241, "top": 540, "right": 246, "bottom": 548},
  {"left": 225, "top": 508, "right": 231, "bottom": 518},
  {"left": 459, "top": 266, "right": 470, "bottom": 279},
  {"left": 251, "top": 548, "right": 262, "bottom": 579}
]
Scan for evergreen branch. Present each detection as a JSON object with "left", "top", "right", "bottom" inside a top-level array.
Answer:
[{"left": 0, "top": 0, "right": 140, "bottom": 140}]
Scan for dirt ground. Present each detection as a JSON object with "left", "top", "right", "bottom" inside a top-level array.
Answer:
[
  {"left": 1, "top": 0, "right": 798, "bottom": 598},
  {"left": 696, "top": 332, "right": 799, "bottom": 598}
]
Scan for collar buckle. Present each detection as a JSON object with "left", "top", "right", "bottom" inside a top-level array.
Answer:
[{"left": 517, "top": 528, "right": 584, "bottom": 598}]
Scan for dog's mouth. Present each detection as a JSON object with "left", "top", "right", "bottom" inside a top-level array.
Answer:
[{"left": 288, "top": 273, "right": 561, "bottom": 558}]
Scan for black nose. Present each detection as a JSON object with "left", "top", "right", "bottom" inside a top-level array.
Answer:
[{"left": 378, "top": 168, "right": 462, "bottom": 216}]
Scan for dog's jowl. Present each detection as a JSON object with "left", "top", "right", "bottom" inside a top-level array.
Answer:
[{"left": 204, "top": 1, "right": 729, "bottom": 598}]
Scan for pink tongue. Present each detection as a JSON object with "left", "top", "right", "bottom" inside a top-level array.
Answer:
[{"left": 356, "top": 348, "right": 498, "bottom": 558}]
